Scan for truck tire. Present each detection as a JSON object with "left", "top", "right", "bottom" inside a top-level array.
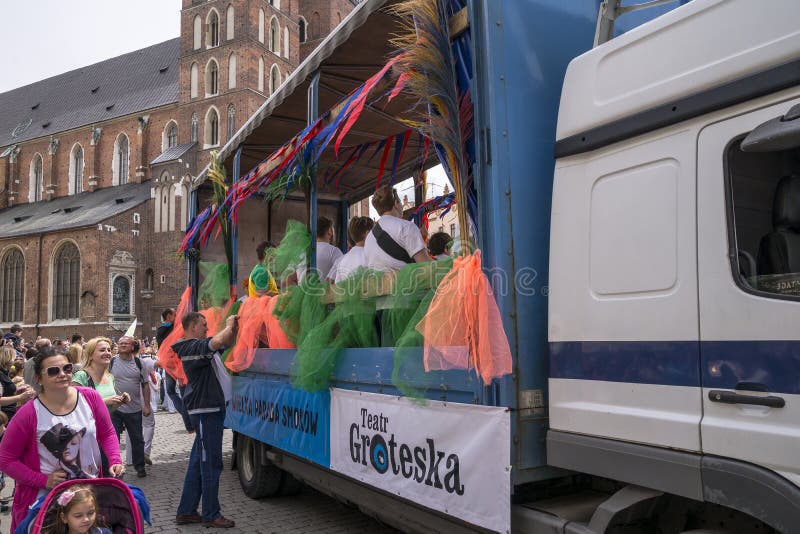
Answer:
[
  {"left": 236, "top": 435, "right": 282, "bottom": 499},
  {"left": 279, "top": 471, "right": 304, "bottom": 496}
]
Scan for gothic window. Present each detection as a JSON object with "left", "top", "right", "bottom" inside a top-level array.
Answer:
[
  {"left": 113, "top": 134, "right": 129, "bottom": 185},
  {"left": 269, "top": 17, "right": 279, "bottom": 53},
  {"left": 112, "top": 276, "right": 131, "bottom": 315},
  {"left": 208, "top": 9, "right": 220, "bottom": 47},
  {"left": 191, "top": 113, "right": 198, "bottom": 143},
  {"left": 283, "top": 26, "right": 289, "bottom": 57},
  {"left": 269, "top": 64, "right": 280, "bottom": 94},
  {"left": 227, "top": 104, "right": 236, "bottom": 140},
  {"left": 0, "top": 248, "right": 24, "bottom": 322},
  {"left": 205, "top": 107, "right": 220, "bottom": 146},
  {"left": 164, "top": 121, "right": 178, "bottom": 151},
  {"left": 270, "top": 0, "right": 280, "bottom": 9},
  {"left": 258, "top": 57, "right": 265, "bottom": 92},
  {"left": 69, "top": 144, "right": 83, "bottom": 195},
  {"left": 228, "top": 53, "right": 237, "bottom": 89},
  {"left": 206, "top": 59, "right": 219, "bottom": 96},
  {"left": 190, "top": 62, "right": 199, "bottom": 98},
  {"left": 226, "top": 4, "right": 235, "bottom": 40},
  {"left": 337, "top": 12, "right": 342, "bottom": 24},
  {"left": 29, "top": 154, "right": 43, "bottom": 202},
  {"left": 298, "top": 17, "right": 307, "bottom": 43},
  {"left": 311, "top": 12, "right": 320, "bottom": 40},
  {"left": 193, "top": 15, "right": 202, "bottom": 49},
  {"left": 53, "top": 242, "right": 80, "bottom": 320},
  {"left": 258, "top": 9, "right": 265, "bottom": 43}
]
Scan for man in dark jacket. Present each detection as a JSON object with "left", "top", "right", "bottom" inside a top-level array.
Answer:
[
  {"left": 172, "top": 312, "right": 238, "bottom": 529},
  {"left": 2, "top": 325, "right": 23, "bottom": 354}
]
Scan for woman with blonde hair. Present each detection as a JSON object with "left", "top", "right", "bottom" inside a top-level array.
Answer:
[
  {"left": 0, "top": 345, "right": 35, "bottom": 422},
  {"left": 71, "top": 339, "right": 126, "bottom": 411}
]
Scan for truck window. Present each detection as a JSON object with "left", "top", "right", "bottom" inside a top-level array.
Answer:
[{"left": 727, "top": 137, "right": 800, "bottom": 298}]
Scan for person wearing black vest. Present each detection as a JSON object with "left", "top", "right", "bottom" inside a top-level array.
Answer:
[{"left": 172, "top": 312, "right": 237, "bottom": 529}]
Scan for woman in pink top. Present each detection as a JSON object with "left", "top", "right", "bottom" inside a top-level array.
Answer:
[{"left": 0, "top": 347, "right": 123, "bottom": 532}]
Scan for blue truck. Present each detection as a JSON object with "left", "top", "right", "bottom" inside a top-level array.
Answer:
[{"left": 190, "top": 0, "right": 800, "bottom": 532}]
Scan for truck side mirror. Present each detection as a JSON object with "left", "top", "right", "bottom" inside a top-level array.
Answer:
[{"left": 741, "top": 103, "right": 800, "bottom": 152}]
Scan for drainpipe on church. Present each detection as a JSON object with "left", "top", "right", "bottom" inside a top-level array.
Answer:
[{"left": 35, "top": 232, "right": 44, "bottom": 338}]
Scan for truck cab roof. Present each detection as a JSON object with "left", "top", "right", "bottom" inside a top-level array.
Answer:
[{"left": 556, "top": 0, "right": 800, "bottom": 153}]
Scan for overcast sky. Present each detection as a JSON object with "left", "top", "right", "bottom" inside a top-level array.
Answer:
[{"left": 0, "top": 0, "right": 181, "bottom": 94}]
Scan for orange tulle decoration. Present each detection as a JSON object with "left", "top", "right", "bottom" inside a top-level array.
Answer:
[
  {"left": 225, "top": 295, "right": 296, "bottom": 372},
  {"left": 157, "top": 287, "right": 191, "bottom": 385},
  {"left": 200, "top": 298, "right": 234, "bottom": 337},
  {"left": 225, "top": 296, "right": 268, "bottom": 372},
  {"left": 265, "top": 295, "right": 295, "bottom": 349},
  {"left": 416, "top": 250, "right": 513, "bottom": 383}
]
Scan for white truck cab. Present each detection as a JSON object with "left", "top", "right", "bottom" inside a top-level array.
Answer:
[{"left": 548, "top": 0, "right": 800, "bottom": 531}]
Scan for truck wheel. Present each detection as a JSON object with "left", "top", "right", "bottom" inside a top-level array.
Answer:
[
  {"left": 279, "top": 471, "right": 304, "bottom": 496},
  {"left": 236, "top": 435, "right": 282, "bottom": 499}
]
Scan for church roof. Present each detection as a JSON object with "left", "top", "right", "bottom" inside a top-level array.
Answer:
[
  {"left": 0, "top": 181, "right": 153, "bottom": 238},
  {"left": 151, "top": 142, "right": 196, "bottom": 165},
  {"left": 0, "top": 39, "right": 179, "bottom": 148}
]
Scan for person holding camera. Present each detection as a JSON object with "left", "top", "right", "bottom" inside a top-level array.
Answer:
[{"left": 108, "top": 336, "right": 150, "bottom": 478}]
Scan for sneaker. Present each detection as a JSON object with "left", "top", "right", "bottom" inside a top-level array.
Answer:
[
  {"left": 136, "top": 470, "right": 147, "bottom": 478},
  {"left": 144, "top": 455, "right": 153, "bottom": 466},
  {"left": 203, "top": 516, "right": 235, "bottom": 528},
  {"left": 175, "top": 513, "right": 202, "bottom": 525}
]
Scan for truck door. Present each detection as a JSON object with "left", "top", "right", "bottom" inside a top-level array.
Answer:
[{"left": 697, "top": 95, "right": 800, "bottom": 489}]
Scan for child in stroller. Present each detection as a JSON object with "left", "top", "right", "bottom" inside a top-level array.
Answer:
[{"left": 19, "top": 478, "right": 147, "bottom": 534}]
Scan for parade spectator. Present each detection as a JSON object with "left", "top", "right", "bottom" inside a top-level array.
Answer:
[
  {"left": 25, "top": 338, "right": 52, "bottom": 394},
  {"left": 249, "top": 242, "right": 278, "bottom": 297},
  {"left": 172, "top": 312, "right": 237, "bottom": 528},
  {"left": 124, "top": 349, "right": 158, "bottom": 467},
  {"left": 108, "top": 337, "right": 150, "bottom": 478},
  {"left": 42, "top": 484, "right": 112, "bottom": 534},
  {"left": 331, "top": 216, "right": 374, "bottom": 283},
  {"left": 364, "top": 185, "right": 431, "bottom": 271},
  {"left": 67, "top": 344, "right": 83, "bottom": 371},
  {"left": 428, "top": 231, "right": 452, "bottom": 260},
  {"left": 71, "top": 338, "right": 127, "bottom": 411},
  {"left": 0, "top": 346, "right": 36, "bottom": 422},
  {"left": 2, "top": 325, "right": 23, "bottom": 354},
  {"left": 0, "top": 347, "right": 123, "bottom": 532},
  {"left": 156, "top": 309, "right": 193, "bottom": 433}
]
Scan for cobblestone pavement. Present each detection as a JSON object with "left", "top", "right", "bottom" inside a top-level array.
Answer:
[{"left": 1, "top": 411, "right": 397, "bottom": 534}]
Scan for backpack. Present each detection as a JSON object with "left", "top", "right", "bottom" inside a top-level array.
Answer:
[{"left": 110, "top": 356, "right": 146, "bottom": 384}]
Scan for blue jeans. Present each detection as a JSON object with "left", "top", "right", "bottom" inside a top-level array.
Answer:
[
  {"left": 165, "top": 374, "right": 194, "bottom": 432},
  {"left": 177, "top": 408, "right": 225, "bottom": 521}
]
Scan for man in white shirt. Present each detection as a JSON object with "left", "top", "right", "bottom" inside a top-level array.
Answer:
[
  {"left": 315, "top": 216, "right": 344, "bottom": 280},
  {"left": 331, "top": 216, "right": 374, "bottom": 283},
  {"left": 364, "top": 185, "right": 431, "bottom": 271}
]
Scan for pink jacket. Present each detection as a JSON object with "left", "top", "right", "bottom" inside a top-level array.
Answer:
[{"left": 0, "top": 387, "right": 121, "bottom": 532}]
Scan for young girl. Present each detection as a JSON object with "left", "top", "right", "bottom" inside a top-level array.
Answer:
[{"left": 43, "top": 485, "right": 111, "bottom": 534}]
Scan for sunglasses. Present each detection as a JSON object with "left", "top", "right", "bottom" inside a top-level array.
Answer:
[{"left": 45, "top": 363, "right": 74, "bottom": 377}]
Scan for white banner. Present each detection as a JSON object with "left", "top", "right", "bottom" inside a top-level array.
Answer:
[{"left": 330, "top": 389, "right": 511, "bottom": 533}]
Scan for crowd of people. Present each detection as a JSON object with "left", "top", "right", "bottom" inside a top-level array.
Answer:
[{"left": 0, "top": 311, "right": 232, "bottom": 531}]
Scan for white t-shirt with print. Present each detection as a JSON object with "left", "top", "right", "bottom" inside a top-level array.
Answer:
[
  {"left": 35, "top": 391, "right": 102, "bottom": 482},
  {"left": 332, "top": 246, "right": 367, "bottom": 283},
  {"left": 364, "top": 214, "right": 427, "bottom": 272}
]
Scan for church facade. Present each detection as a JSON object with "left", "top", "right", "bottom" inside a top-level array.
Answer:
[{"left": 0, "top": 0, "right": 355, "bottom": 340}]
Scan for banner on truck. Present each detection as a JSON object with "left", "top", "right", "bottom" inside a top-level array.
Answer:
[
  {"left": 330, "top": 389, "right": 511, "bottom": 533},
  {"left": 226, "top": 378, "right": 330, "bottom": 466}
]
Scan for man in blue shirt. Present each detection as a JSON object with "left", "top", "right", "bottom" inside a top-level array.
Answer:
[{"left": 172, "top": 312, "right": 238, "bottom": 529}]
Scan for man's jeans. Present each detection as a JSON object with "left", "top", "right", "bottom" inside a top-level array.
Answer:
[
  {"left": 111, "top": 410, "right": 146, "bottom": 473},
  {"left": 177, "top": 408, "right": 225, "bottom": 522},
  {"left": 165, "top": 374, "right": 194, "bottom": 432}
]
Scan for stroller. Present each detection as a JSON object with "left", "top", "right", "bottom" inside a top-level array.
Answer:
[{"left": 17, "top": 478, "right": 149, "bottom": 534}]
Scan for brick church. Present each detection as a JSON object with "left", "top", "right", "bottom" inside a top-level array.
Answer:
[{"left": 0, "top": 0, "right": 355, "bottom": 340}]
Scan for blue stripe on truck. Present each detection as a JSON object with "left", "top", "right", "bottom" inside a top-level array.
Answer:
[{"left": 550, "top": 340, "right": 800, "bottom": 395}]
